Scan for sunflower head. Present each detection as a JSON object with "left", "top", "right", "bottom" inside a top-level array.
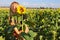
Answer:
[{"left": 17, "top": 5, "right": 26, "bottom": 15}]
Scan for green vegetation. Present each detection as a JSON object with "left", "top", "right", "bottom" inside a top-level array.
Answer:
[
  {"left": 0, "top": 36, "right": 4, "bottom": 40},
  {"left": 0, "top": 8, "right": 60, "bottom": 40}
]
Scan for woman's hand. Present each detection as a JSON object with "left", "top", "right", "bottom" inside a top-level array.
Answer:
[
  {"left": 14, "top": 27, "right": 23, "bottom": 35},
  {"left": 25, "top": 24, "right": 29, "bottom": 33}
]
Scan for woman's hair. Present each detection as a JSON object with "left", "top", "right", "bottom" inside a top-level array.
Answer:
[
  {"left": 10, "top": 1, "right": 19, "bottom": 5},
  {"left": 10, "top": 1, "right": 19, "bottom": 9},
  {"left": 9, "top": 2, "right": 19, "bottom": 25},
  {"left": 10, "top": 1, "right": 19, "bottom": 16}
]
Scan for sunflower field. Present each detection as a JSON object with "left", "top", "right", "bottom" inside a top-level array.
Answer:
[{"left": 0, "top": 8, "right": 60, "bottom": 40}]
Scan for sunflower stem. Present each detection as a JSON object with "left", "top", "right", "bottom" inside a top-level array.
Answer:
[{"left": 22, "top": 15, "right": 23, "bottom": 31}]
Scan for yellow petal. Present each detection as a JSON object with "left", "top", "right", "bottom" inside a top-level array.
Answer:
[{"left": 17, "top": 5, "right": 26, "bottom": 15}]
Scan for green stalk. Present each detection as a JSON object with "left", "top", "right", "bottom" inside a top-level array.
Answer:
[
  {"left": 52, "top": 31, "right": 56, "bottom": 40},
  {"left": 56, "top": 12, "right": 59, "bottom": 29},
  {"left": 22, "top": 15, "right": 23, "bottom": 31}
]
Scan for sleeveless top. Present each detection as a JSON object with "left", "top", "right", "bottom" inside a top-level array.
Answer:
[{"left": 10, "top": 14, "right": 26, "bottom": 31}]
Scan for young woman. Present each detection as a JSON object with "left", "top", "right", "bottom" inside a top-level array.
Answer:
[{"left": 9, "top": 1, "right": 29, "bottom": 40}]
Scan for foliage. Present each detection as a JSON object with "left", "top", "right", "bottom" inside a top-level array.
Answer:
[{"left": 0, "top": 9, "right": 60, "bottom": 40}]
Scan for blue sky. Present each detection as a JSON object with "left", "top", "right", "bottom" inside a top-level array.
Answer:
[{"left": 0, "top": 0, "right": 60, "bottom": 8}]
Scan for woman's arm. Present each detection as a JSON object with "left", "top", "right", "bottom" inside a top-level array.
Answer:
[
  {"left": 14, "top": 25, "right": 29, "bottom": 35},
  {"left": 25, "top": 24, "right": 29, "bottom": 33},
  {"left": 14, "top": 27, "right": 23, "bottom": 35}
]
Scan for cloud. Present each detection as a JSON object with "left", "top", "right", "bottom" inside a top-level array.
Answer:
[
  {"left": 39, "top": 3, "right": 47, "bottom": 7},
  {"left": 21, "top": 2, "right": 40, "bottom": 7},
  {"left": 21, "top": 2, "right": 60, "bottom": 8},
  {"left": 46, "top": 3, "right": 60, "bottom": 8}
]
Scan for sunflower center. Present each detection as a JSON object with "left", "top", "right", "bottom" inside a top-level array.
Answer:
[{"left": 20, "top": 7, "right": 24, "bottom": 13}]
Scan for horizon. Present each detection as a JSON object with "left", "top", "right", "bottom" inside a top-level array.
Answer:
[{"left": 0, "top": 6, "right": 58, "bottom": 8}]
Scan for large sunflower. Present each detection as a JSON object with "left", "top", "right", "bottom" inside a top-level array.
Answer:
[{"left": 17, "top": 5, "right": 26, "bottom": 14}]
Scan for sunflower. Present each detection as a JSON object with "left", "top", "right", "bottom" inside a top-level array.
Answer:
[{"left": 17, "top": 5, "right": 26, "bottom": 14}]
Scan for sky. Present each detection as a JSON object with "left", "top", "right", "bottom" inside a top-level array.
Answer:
[{"left": 0, "top": 0, "right": 60, "bottom": 8}]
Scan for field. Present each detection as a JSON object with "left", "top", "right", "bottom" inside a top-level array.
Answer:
[{"left": 0, "top": 8, "right": 60, "bottom": 40}]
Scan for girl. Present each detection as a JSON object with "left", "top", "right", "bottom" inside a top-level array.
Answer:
[{"left": 9, "top": 1, "right": 29, "bottom": 40}]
